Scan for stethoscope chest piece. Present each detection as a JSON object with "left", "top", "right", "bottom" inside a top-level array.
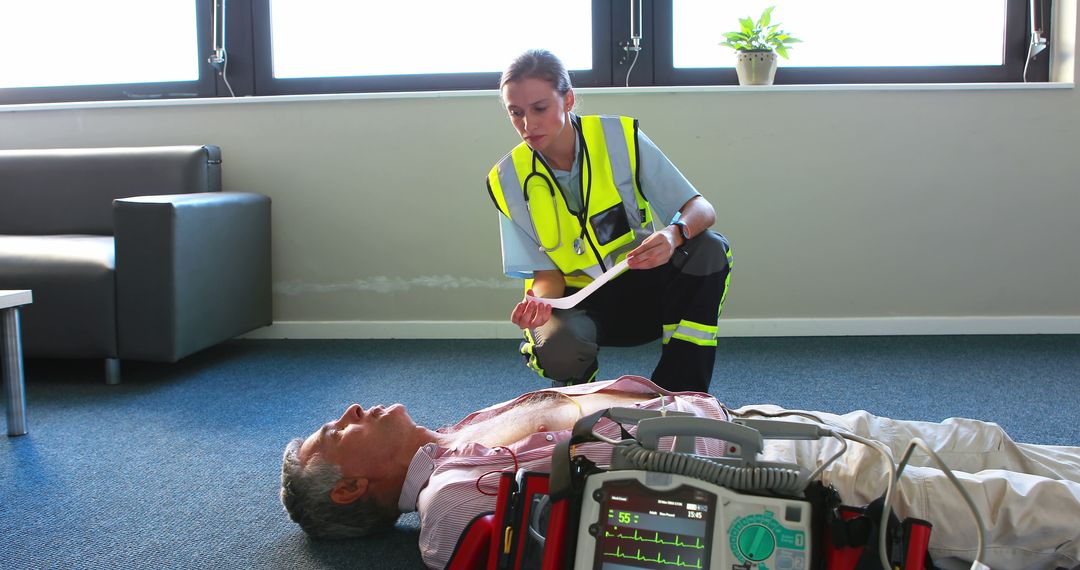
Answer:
[{"left": 573, "top": 238, "right": 585, "bottom": 256}]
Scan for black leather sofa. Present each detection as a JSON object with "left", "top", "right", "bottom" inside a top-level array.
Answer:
[{"left": 0, "top": 145, "right": 271, "bottom": 383}]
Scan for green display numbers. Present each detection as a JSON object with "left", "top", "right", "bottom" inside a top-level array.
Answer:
[{"left": 608, "top": 509, "right": 640, "bottom": 525}]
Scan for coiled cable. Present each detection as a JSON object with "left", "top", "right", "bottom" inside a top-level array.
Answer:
[{"left": 613, "top": 441, "right": 806, "bottom": 495}]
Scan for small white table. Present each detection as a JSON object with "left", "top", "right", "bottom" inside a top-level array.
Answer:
[{"left": 1, "top": 290, "right": 32, "bottom": 436}]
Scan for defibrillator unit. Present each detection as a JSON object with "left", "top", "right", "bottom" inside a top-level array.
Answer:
[
  {"left": 574, "top": 469, "right": 812, "bottom": 570},
  {"left": 447, "top": 407, "right": 935, "bottom": 570},
  {"left": 563, "top": 409, "right": 815, "bottom": 570}
]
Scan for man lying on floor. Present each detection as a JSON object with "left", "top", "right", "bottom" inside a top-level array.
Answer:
[{"left": 280, "top": 376, "right": 1080, "bottom": 570}]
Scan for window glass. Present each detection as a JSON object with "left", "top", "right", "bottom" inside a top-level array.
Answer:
[
  {"left": 673, "top": 0, "right": 1007, "bottom": 69},
  {"left": 269, "top": 0, "right": 592, "bottom": 78},
  {"left": 0, "top": 0, "right": 198, "bottom": 88}
]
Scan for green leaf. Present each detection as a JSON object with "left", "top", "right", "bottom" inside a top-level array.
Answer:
[
  {"left": 759, "top": 6, "right": 774, "bottom": 28},
  {"left": 723, "top": 5, "right": 799, "bottom": 58}
]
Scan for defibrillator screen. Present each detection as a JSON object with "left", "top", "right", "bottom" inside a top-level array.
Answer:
[{"left": 590, "top": 479, "right": 716, "bottom": 570}]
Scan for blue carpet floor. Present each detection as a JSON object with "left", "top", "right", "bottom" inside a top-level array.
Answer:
[{"left": 1, "top": 336, "right": 1078, "bottom": 569}]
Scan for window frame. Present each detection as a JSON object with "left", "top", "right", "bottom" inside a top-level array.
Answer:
[
  {"left": 0, "top": 0, "right": 220, "bottom": 105},
  {"left": 249, "top": 0, "right": 615, "bottom": 96},
  {"left": 652, "top": 0, "right": 1042, "bottom": 85},
  {"left": 0, "top": 0, "right": 1054, "bottom": 106}
]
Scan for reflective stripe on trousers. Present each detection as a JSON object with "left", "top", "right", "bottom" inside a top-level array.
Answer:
[
  {"left": 516, "top": 231, "right": 732, "bottom": 392},
  {"left": 662, "top": 320, "right": 719, "bottom": 347}
]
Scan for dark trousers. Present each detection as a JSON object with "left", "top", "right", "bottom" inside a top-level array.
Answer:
[{"left": 519, "top": 231, "right": 732, "bottom": 393}]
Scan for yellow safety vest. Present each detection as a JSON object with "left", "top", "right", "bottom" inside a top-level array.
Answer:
[{"left": 486, "top": 115, "right": 654, "bottom": 288}]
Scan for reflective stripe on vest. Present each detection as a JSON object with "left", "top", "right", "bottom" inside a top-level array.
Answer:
[{"left": 486, "top": 115, "right": 653, "bottom": 288}]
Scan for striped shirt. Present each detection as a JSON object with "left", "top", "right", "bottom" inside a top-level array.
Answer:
[{"left": 396, "top": 376, "right": 730, "bottom": 569}]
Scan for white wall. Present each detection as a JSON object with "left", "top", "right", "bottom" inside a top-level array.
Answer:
[{"left": 2, "top": 8, "right": 1078, "bottom": 338}]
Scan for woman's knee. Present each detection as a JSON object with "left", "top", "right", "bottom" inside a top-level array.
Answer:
[
  {"left": 530, "top": 320, "right": 598, "bottom": 382},
  {"left": 679, "top": 231, "right": 731, "bottom": 276}
]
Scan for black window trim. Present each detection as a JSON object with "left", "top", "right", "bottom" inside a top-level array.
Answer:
[
  {"left": 652, "top": 0, "right": 1043, "bottom": 85},
  {"left": 0, "top": 0, "right": 219, "bottom": 105},
  {"left": 249, "top": 1, "right": 614, "bottom": 96},
  {"left": 0, "top": 0, "right": 1054, "bottom": 106}
]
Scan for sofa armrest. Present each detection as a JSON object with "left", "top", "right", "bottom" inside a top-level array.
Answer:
[{"left": 113, "top": 192, "right": 272, "bottom": 362}]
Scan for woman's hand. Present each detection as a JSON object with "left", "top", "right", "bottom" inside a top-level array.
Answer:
[
  {"left": 626, "top": 196, "right": 716, "bottom": 270},
  {"left": 626, "top": 227, "right": 681, "bottom": 270},
  {"left": 510, "top": 270, "right": 563, "bottom": 329},
  {"left": 511, "top": 289, "right": 553, "bottom": 329}
]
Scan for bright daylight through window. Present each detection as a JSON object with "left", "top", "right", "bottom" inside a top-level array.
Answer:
[
  {"left": 673, "top": 0, "right": 1007, "bottom": 69},
  {"left": 269, "top": 0, "right": 592, "bottom": 78},
  {"left": 0, "top": 0, "right": 198, "bottom": 89},
  {"left": 0, "top": 0, "right": 1043, "bottom": 105}
]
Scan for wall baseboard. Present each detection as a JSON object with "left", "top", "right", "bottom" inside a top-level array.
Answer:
[{"left": 239, "top": 317, "right": 1080, "bottom": 340}]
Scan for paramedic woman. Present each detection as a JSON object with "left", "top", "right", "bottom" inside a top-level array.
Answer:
[{"left": 486, "top": 49, "right": 733, "bottom": 392}]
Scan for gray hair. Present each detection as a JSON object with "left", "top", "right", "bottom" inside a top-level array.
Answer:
[
  {"left": 499, "top": 49, "right": 573, "bottom": 95},
  {"left": 279, "top": 437, "right": 400, "bottom": 538}
]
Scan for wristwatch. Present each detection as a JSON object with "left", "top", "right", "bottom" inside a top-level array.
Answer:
[{"left": 670, "top": 220, "right": 691, "bottom": 244}]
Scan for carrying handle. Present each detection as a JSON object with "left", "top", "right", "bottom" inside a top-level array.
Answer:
[{"left": 635, "top": 416, "right": 764, "bottom": 458}]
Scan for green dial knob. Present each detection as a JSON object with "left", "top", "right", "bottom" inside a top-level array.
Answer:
[{"left": 737, "top": 524, "right": 776, "bottom": 562}]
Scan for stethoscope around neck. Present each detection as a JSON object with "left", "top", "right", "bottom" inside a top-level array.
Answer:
[{"left": 522, "top": 117, "right": 592, "bottom": 256}]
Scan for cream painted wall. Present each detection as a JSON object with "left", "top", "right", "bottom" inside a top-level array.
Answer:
[{"left": 2, "top": 10, "right": 1079, "bottom": 337}]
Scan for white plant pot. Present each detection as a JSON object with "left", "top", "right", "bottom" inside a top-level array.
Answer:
[{"left": 735, "top": 50, "right": 778, "bottom": 85}]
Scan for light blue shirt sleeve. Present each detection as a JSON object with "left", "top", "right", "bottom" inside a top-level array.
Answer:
[
  {"left": 636, "top": 129, "right": 701, "bottom": 226},
  {"left": 496, "top": 125, "right": 701, "bottom": 278},
  {"left": 500, "top": 214, "right": 557, "bottom": 278}
]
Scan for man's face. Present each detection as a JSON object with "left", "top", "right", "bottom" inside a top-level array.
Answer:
[{"left": 298, "top": 403, "right": 418, "bottom": 480}]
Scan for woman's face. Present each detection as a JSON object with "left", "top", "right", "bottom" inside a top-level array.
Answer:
[{"left": 501, "top": 76, "right": 574, "bottom": 155}]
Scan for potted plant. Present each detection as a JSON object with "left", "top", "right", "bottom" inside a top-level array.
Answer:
[{"left": 720, "top": 6, "right": 801, "bottom": 86}]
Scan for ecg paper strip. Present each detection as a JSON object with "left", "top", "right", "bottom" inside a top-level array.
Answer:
[{"left": 525, "top": 258, "right": 630, "bottom": 310}]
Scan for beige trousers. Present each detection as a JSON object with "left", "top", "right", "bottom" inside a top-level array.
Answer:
[{"left": 733, "top": 405, "right": 1080, "bottom": 570}]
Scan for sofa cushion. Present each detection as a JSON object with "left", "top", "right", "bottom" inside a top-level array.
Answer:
[
  {"left": 0, "top": 235, "right": 117, "bottom": 358},
  {"left": 0, "top": 145, "right": 221, "bottom": 235}
]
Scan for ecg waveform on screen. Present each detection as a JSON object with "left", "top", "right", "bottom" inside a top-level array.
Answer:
[
  {"left": 603, "top": 528, "right": 705, "bottom": 549},
  {"left": 602, "top": 545, "right": 703, "bottom": 568}
]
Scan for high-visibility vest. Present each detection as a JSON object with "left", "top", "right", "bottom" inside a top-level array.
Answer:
[{"left": 486, "top": 115, "right": 654, "bottom": 288}]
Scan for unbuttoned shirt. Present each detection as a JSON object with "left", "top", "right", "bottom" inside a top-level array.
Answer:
[{"left": 397, "top": 375, "right": 730, "bottom": 569}]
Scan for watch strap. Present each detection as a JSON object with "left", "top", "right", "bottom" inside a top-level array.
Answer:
[{"left": 670, "top": 220, "right": 691, "bottom": 242}]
